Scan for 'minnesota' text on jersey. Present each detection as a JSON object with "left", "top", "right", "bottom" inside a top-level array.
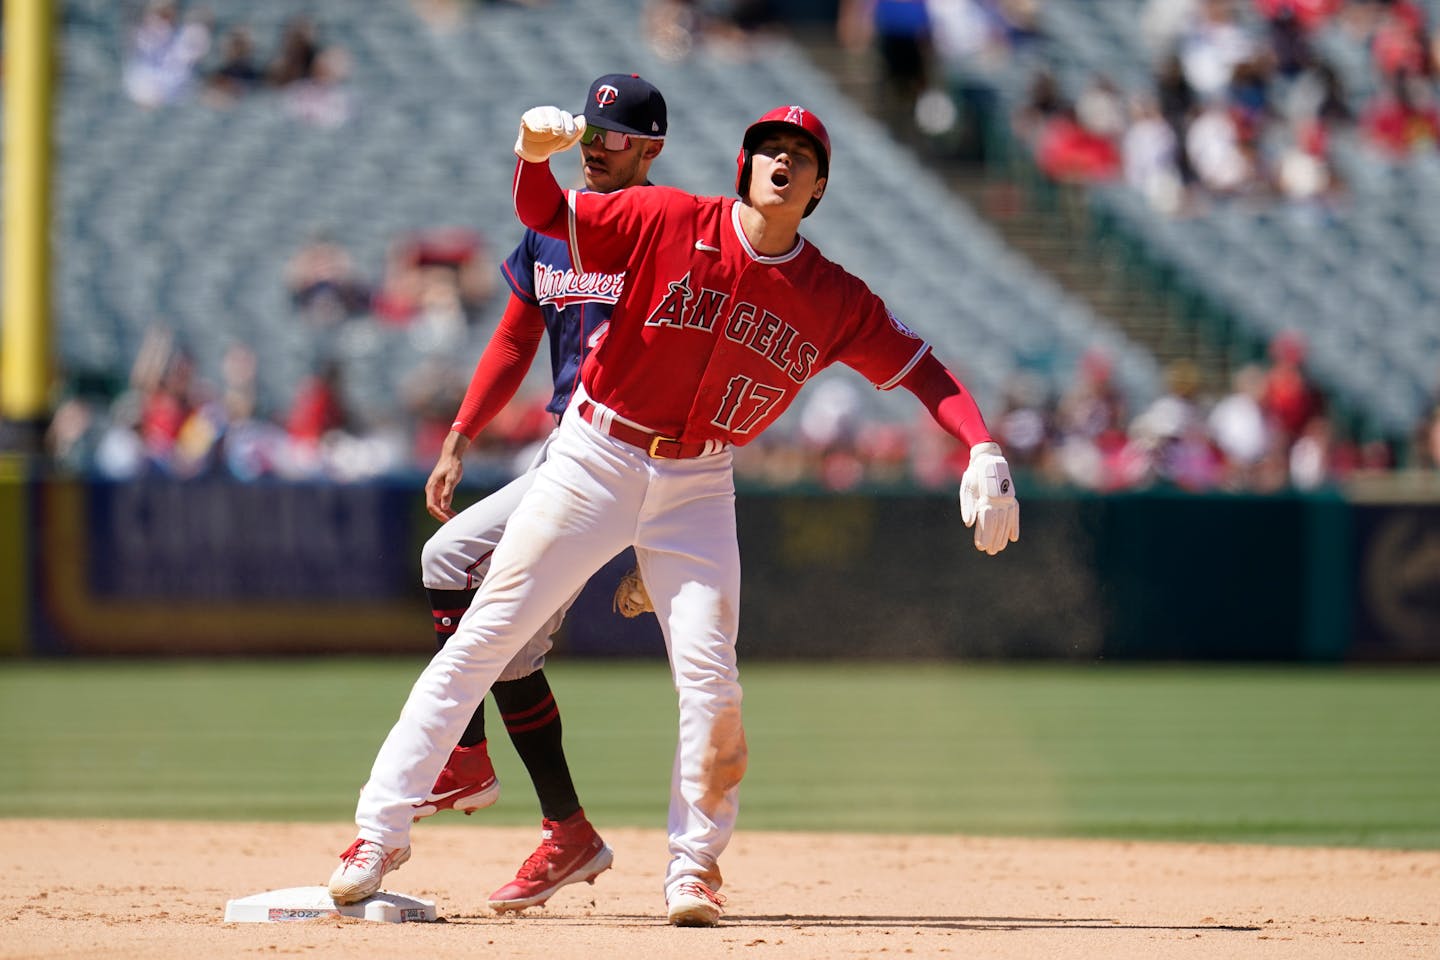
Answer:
[{"left": 502, "top": 227, "right": 624, "bottom": 416}]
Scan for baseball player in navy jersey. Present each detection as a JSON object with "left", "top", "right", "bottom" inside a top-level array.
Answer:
[
  {"left": 329, "top": 98, "right": 1020, "bottom": 926},
  {"left": 400, "top": 74, "right": 668, "bottom": 913}
]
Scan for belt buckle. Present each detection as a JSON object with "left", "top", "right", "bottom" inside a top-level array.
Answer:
[{"left": 647, "top": 434, "right": 679, "bottom": 458}]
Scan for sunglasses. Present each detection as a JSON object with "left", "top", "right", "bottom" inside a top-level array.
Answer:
[{"left": 579, "top": 125, "right": 641, "bottom": 151}]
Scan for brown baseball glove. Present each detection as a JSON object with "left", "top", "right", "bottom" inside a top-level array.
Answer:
[{"left": 612, "top": 567, "right": 654, "bottom": 618}]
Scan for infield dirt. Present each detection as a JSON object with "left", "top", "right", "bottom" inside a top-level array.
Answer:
[{"left": 3, "top": 819, "right": 1436, "bottom": 959}]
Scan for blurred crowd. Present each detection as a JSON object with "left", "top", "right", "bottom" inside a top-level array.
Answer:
[
  {"left": 734, "top": 329, "right": 1440, "bottom": 493},
  {"left": 20, "top": 0, "right": 1439, "bottom": 491},
  {"left": 1014, "top": 0, "right": 1440, "bottom": 212},
  {"left": 836, "top": 0, "right": 1440, "bottom": 208},
  {"left": 42, "top": 215, "right": 511, "bottom": 483},
  {"left": 644, "top": 0, "right": 785, "bottom": 60},
  {"left": 48, "top": 308, "right": 1434, "bottom": 492},
  {"left": 838, "top": 0, "right": 1042, "bottom": 156},
  {"left": 286, "top": 227, "right": 497, "bottom": 340},
  {"left": 44, "top": 320, "right": 549, "bottom": 485},
  {"left": 122, "top": 1, "right": 354, "bottom": 127}
]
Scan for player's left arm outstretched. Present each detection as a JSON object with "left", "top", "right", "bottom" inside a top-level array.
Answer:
[{"left": 900, "top": 351, "right": 1019, "bottom": 555}]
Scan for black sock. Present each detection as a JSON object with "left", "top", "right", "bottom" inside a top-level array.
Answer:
[
  {"left": 428, "top": 587, "right": 487, "bottom": 748},
  {"left": 428, "top": 587, "right": 477, "bottom": 651},
  {"left": 492, "top": 670, "right": 580, "bottom": 822}
]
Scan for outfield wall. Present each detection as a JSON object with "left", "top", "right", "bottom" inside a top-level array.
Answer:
[{"left": 5, "top": 475, "right": 1438, "bottom": 661}]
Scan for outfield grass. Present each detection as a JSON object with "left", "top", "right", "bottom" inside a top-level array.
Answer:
[{"left": 1, "top": 659, "right": 1436, "bottom": 848}]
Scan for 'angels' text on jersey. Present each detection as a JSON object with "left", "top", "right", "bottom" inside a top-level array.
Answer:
[
  {"left": 642, "top": 272, "right": 818, "bottom": 384},
  {"left": 552, "top": 186, "right": 930, "bottom": 446}
]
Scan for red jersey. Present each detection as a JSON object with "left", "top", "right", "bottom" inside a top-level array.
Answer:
[{"left": 564, "top": 187, "right": 930, "bottom": 446}]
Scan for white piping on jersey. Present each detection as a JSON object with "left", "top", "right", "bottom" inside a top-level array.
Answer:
[
  {"left": 511, "top": 161, "right": 529, "bottom": 239},
  {"left": 730, "top": 202, "right": 805, "bottom": 263},
  {"left": 876, "top": 343, "right": 931, "bottom": 390},
  {"left": 726, "top": 201, "right": 925, "bottom": 390},
  {"left": 574, "top": 381, "right": 648, "bottom": 434},
  {"left": 566, "top": 189, "right": 585, "bottom": 275}
]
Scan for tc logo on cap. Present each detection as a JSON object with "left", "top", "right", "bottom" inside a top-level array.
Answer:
[{"left": 595, "top": 84, "right": 619, "bottom": 108}]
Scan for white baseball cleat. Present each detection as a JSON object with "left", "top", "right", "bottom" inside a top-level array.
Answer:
[
  {"left": 327, "top": 838, "right": 411, "bottom": 905},
  {"left": 666, "top": 879, "right": 725, "bottom": 927}
]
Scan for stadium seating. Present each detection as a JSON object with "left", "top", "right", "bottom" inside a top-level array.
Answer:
[
  {"left": 48, "top": 0, "right": 1159, "bottom": 455},
  {"left": 1012, "top": 0, "right": 1440, "bottom": 441}
]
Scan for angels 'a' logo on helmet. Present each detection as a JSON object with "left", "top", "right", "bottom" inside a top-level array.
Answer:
[
  {"left": 784, "top": 106, "right": 806, "bottom": 125},
  {"left": 595, "top": 84, "right": 619, "bottom": 107},
  {"left": 887, "top": 309, "right": 920, "bottom": 339}
]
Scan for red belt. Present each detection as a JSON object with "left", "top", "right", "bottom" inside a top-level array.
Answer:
[{"left": 577, "top": 400, "right": 718, "bottom": 459}]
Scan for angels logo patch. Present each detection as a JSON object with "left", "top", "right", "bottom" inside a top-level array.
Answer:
[{"left": 887, "top": 310, "right": 920, "bottom": 339}]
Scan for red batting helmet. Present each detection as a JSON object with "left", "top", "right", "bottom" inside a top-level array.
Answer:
[{"left": 735, "top": 105, "right": 831, "bottom": 217}]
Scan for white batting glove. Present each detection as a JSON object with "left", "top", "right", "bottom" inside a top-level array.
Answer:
[
  {"left": 515, "top": 106, "right": 586, "bottom": 163},
  {"left": 959, "top": 441, "right": 1020, "bottom": 556}
]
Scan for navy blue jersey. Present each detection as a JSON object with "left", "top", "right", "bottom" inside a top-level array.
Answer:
[{"left": 501, "top": 228, "right": 625, "bottom": 416}]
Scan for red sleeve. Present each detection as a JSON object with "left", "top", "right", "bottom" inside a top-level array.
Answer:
[
  {"left": 512, "top": 158, "right": 568, "bottom": 240},
  {"left": 900, "top": 352, "right": 994, "bottom": 448},
  {"left": 569, "top": 185, "right": 672, "bottom": 276},
  {"left": 450, "top": 293, "right": 546, "bottom": 439}
]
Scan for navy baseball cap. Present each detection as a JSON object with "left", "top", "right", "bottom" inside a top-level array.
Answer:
[{"left": 583, "top": 73, "right": 667, "bottom": 138}]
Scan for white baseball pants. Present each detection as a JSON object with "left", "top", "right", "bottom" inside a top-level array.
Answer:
[
  {"left": 355, "top": 397, "right": 746, "bottom": 895},
  {"left": 419, "top": 432, "right": 577, "bottom": 682}
]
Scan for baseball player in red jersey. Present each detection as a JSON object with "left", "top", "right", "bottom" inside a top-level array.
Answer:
[
  {"left": 406, "top": 74, "right": 670, "bottom": 913},
  {"left": 328, "top": 100, "right": 1019, "bottom": 926}
]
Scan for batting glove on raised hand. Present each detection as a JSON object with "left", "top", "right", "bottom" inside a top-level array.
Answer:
[
  {"left": 959, "top": 441, "right": 1020, "bottom": 556},
  {"left": 515, "top": 106, "right": 586, "bottom": 163}
]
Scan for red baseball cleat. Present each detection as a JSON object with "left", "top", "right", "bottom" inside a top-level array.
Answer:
[
  {"left": 488, "top": 809, "right": 614, "bottom": 912},
  {"left": 411, "top": 742, "right": 500, "bottom": 820}
]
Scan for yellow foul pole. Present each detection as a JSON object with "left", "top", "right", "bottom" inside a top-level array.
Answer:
[{"left": 2, "top": 0, "right": 56, "bottom": 450}]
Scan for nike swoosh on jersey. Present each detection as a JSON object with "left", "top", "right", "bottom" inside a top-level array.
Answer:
[{"left": 694, "top": 240, "right": 720, "bottom": 252}]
